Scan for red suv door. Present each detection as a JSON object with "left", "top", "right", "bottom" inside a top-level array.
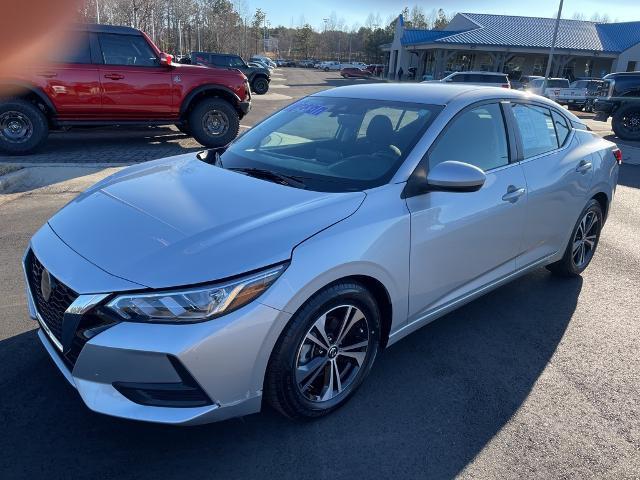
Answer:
[
  {"left": 97, "top": 32, "right": 174, "bottom": 119},
  {"left": 36, "top": 31, "right": 101, "bottom": 118}
]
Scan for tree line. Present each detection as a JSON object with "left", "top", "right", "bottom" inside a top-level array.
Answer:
[
  {"left": 75, "top": 1, "right": 616, "bottom": 64},
  {"left": 76, "top": 1, "right": 454, "bottom": 63}
]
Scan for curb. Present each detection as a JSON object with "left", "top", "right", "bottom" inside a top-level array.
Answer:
[{"left": 0, "top": 168, "right": 29, "bottom": 194}]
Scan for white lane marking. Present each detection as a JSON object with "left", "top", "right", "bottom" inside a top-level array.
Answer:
[
  {"left": 252, "top": 92, "right": 292, "bottom": 100},
  {"left": 269, "top": 84, "right": 290, "bottom": 89}
]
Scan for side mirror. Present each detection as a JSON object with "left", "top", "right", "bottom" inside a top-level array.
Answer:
[
  {"left": 159, "top": 52, "right": 173, "bottom": 66},
  {"left": 426, "top": 161, "right": 486, "bottom": 192}
]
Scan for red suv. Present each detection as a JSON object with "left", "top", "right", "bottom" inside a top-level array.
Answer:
[{"left": 0, "top": 24, "right": 251, "bottom": 155}]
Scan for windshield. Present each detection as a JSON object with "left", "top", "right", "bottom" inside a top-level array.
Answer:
[
  {"left": 547, "top": 79, "right": 569, "bottom": 88},
  {"left": 220, "top": 96, "right": 442, "bottom": 192}
]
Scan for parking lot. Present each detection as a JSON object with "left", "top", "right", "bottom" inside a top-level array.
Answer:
[{"left": 1, "top": 69, "right": 639, "bottom": 479}]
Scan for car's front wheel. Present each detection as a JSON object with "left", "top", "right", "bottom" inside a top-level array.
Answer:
[
  {"left": 0, "top": 99, "right": 48, "bottom": 155},
  {"left": 547, "top": 199, "right": 603, "bottom": 277},
  {"left": 265, "top": 282, "right": 381, "bottom": 419},
  {"left": 188, "top": 98, "right": 239, "bottom": 147},
  {"left": 252, "top": 77, "right": 269, "bottom": 95},
  {"left": 612, "top": 105, "right": 640, "bottom": 141}
]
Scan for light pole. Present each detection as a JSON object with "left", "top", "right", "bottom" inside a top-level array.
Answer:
[
  {"left": 543, "top": 0, "right": 564, "bottom": 91},
  {"left": 96, "top": 0, "right": 100, "bottom": 23}
]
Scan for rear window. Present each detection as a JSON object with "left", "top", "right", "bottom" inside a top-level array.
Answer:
[
  {"left": 547, "top": 79, "right": 570, "bottom": 88},
  {"left": 49, "top": 32, "right": 91, "bottom": 64}
]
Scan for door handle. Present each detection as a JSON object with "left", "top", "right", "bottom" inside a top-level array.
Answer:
[
  {"left": 576, "top": 160, "right": 592, "bottom": 174},
  {"left": 502, "top": 185, "right": 526, "bottom": 203},
  {"left": 104, "top": 73, "right": 125, "bottom": 80},
  {"left": 36, "top": 72, "right": 57, "bottom": 78}
]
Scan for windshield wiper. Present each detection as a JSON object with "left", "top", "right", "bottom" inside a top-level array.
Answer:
[{"left": 228, "top": 167, "right": 307, "bottom": 189}]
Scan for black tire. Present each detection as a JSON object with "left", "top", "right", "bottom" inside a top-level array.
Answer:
[
  {"left": 0, "top": 99, "right": 48, "bottom": 155},
  {"left": 188, "top": 98, "right": 239, "bottom": 148},
  {"left": 175, "top": 123, "right": 191, "bottom": 135},
  {"left": 265, "top": 281, "right": 381, "bottom": 420},
  {"left": 612, "top": 105, "right": 640, "bottom": 141},
  {"left": 252, "top": 77, "right": 269, "bottom": 95},
  {"left": 324, "top": 67, "right": 330, "bottom": 72},
  {"left": 546, "top": 199, "right": 603, "bottom": 277}
]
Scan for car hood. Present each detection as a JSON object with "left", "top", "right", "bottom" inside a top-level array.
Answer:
[{"left": 48, "top": 154, "right": 365, "bottom": 289}]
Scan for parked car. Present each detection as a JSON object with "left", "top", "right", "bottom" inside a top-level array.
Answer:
[
  {"left": 340, "top": 67, "right": 372, "bottom": 78},
  {"left": 191, "top": 52, "right": 271, "bottom": 95},
  {"left": 297, "top": 59, "right": 315, "bottom": 68},
  {"left": 525, "top": 77, "right": 570, "bottom": 101},
  {"left": 25, "top": 83, "right": 619, "bottom": 425},
  {"left": 594, "top": 71, "right": 640, "bottom": 140},
  {"left": 366, "top": 64, "right": 385, "bottom": 75},
  {"left": 425, "top": 71, "right": 511, "bottom": 88},
  {"left": 251, "top": 55, "right": 276, "bottom": 69},
  {"left": 320, "top": 61, "right": 342, "bottom": 71},
  {"left": 556, "top": 79, "right": 605, "bottom": 111},
  {"left": 509, "top": 75, "right": 543, "bottom": 90},
  {"left": 0, "top": 24, "right": 251, "bottom": 154}
]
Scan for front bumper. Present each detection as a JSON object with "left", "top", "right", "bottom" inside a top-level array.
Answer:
[
  {"left": 26, "top": 225, "right": 291, "bottom": 425},
  {"left": 238, "top": 100, "right": 251, "bottom": 116},
  {"left": 593, "top": 99, "right": 614, "bottom": 120},
  {"left": 33, "top": 296, "right": 289, "bottom": 425}
]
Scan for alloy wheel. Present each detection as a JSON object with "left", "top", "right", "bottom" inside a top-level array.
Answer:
[
  {"left": 295, "top": 304, "right": 370, "bottom": 403},
  {"left": 202, "top": 110, "right": 229, "bottom": 137},
  {"left": 0, "top": 111, "right": 33, "bottom": 144},
  {"left": 572, "top": 210, "right": 599, "bottom": 269},
  {"left": 621, "top": 111, "right": 640, "bottom": 135}
]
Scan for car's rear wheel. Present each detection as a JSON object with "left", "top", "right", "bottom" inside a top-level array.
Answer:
[
  {"left": 252, "top": 77, "right": 269, "bottom": 95},
  {"left": 188, "top": 98, "right": 239, "bottom": 148},
  {"left": 265, "top": 282, "right": 381, "bottom": 420},
  {"left": 612, "top": 105, "right": 640, "bottom": 141},
  {"left": 0, "top": 99, "right": 48, "bottom": 155},
  {"left": 546, "top": 199, "right": 603, "bottom": 277}
]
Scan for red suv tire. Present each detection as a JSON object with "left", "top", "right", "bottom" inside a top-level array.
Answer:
[
  {"left": 0, "top": 99, "right": 49, "bottom": 155},
  {"left": 188, "top": 98, "right": 240, "bottom": 148}
]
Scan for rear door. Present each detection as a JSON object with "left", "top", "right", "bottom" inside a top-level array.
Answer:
[
  {"left": 97, "top": 32, "right": 174, "bottom": 119},
  {"left": 405, "top": 101, "right": 527, "bottom": 320},
  {"left": 37, "top": 31, "right": 101, "bottom": 118},
  {"left": 507, "top": 103, "right": 593, "bottom": 268}
]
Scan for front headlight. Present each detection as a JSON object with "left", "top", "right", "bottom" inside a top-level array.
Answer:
[{"left": 105, "top": 264, "right": 287, "bottom": 323}]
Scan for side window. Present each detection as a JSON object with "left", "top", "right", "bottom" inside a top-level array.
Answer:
[
  {"left": 99, "top": 33, "right": 158, "bottom": 67},
  {"left": 429, "top": 103, "right": 509, "bottom": 172},
  {"left": 230, "top": 57, "right": 245, "bottom": 68},
  {"left": 552, "top": 111, "right": 571, "bottom": 147},
  {"left": 49, "top": 33, "right": 91, "bottom": 64},
  {"left": 512, "top": 104, "right": 558, "bottom": 158}
]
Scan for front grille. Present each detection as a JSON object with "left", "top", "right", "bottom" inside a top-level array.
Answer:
[{"left": 26, "top": 250, "right": 79, "bottom": 344}]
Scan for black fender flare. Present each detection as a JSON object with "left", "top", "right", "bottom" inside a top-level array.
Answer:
[
  {"left": 0, "top": 81, "right": 57, "bottom": 114},
  {"left": 180, "top": 84, "right": 241, "bottom": 116}
]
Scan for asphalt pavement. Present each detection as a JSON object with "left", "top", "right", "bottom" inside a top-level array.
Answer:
[{"left": 0, "top": 69, "right": 639, "bottom": 479}]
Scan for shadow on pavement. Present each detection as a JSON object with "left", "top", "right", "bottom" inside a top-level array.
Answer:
[
  {"left": 0, "top": 126, "right": 201, "bottom": 165},
  {"left": 0, "top": 269, "right": 581, "bottom": 479}
]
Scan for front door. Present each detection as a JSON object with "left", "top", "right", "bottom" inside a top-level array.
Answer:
[
  {"left": 405, "top": 102, "right": 527, "bottom": 321},
  {"left": 97, "top": 32, "right": 174, "bottom": 119}
]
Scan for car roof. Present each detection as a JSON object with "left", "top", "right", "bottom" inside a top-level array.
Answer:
[
  {"left": 313, "top": 83, "right": 550, "bottom": 106},
  {"left": 450, "top": 71, "right": 507, "bottom": 76},
  {"left": 71, "top": 23, "right": 142, "bottom": 35}
]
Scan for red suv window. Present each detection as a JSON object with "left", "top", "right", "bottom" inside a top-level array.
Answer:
[{"left": 99, "top": 33, "right": 158, "bottom": 67}]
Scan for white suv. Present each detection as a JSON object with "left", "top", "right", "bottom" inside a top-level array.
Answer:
[{"left": 427, "top": 71, "right": 511, "bottom": 88}]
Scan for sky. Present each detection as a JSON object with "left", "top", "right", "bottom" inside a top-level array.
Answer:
[{"left": 243, "top": 0, "right": 640, "bottom": 30}]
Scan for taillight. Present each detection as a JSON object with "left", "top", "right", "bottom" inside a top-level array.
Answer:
[
  {"left": 501, "top": 84, "right": 510, "bottom": 89},
  {"left": 613, "top": 148, "right": 622, "bottom": 165}
]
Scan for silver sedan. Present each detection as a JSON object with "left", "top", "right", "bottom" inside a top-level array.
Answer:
[{"left": 24, "top": 83, "right": 620, "bottom": 424}]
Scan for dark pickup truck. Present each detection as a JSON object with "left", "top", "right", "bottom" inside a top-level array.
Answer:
[
  {"left": 594, "top": 71, "right": 640, "bottom": 141},
  {"left": 188, "top": 52, "right": 271, "bottom": 95}
]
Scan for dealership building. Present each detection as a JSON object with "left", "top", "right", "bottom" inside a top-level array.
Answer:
[{"left": 383, "top": 13, "right": 640, "bottom": 80}]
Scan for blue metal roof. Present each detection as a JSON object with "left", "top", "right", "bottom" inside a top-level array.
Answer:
[
  {"left": 401, "top": 29, "right": 460, "bottom": 46},
  {"left": 400, "top": 13, "right": 640, "bottom": 53}
]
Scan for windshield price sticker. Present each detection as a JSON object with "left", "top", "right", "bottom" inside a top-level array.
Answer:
[{"left": 286, "top": 103, "right": 328, "bottom": 116}]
